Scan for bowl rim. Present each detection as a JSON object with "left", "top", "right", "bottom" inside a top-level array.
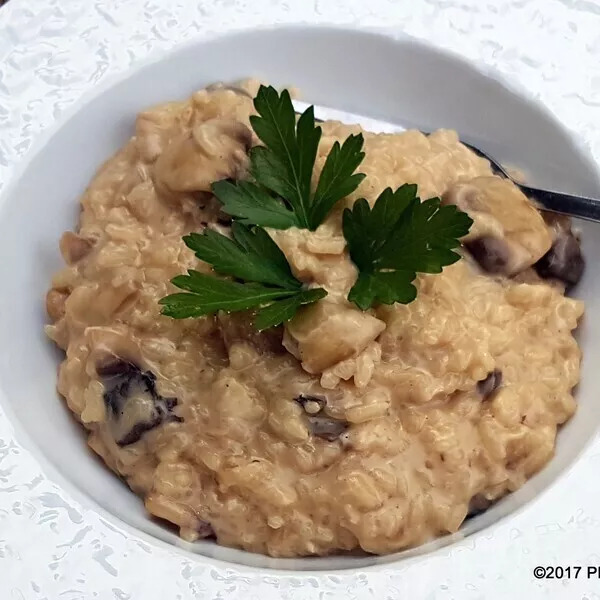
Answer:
[{"left": 1, "top": 22, "right": 599, "bottom": 575}]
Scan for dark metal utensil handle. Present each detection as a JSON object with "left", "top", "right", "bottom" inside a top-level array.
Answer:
[
  {"left": 460, "top": 141, "right": 600, "bottom": 223},
  {"left": 516, "top": 185, "right": 600, "bottom": 223}
]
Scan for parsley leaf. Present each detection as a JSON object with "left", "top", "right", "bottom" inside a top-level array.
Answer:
[
  {"left": 311, "top": 133, "right": 367, "bottom": 229},
  {"left": 159, "top": 223, "right": 327, "bottom": 329},
  {"left": 159, "top": 273, "right": 294, "bottom": 318},
  {"left": 212, "top": 180, "right": 298, "bottom": 230},
  {"left": 343, "top": 184, "right": 473, "bottom": 310},
  {"left": 162, "top": 86, "right": 474, "bottom": 330},
  {"left": 183, "top": 222, "right": 300, "bottom": 289},
  {"left": 213, "top": 85, "right": 366, "bottom": 231},
  {"left": 254, "top": 288, "right": 327, "bottom": 331}
]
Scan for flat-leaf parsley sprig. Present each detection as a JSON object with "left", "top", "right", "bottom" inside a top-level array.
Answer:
[
  {"left": 212, "top": 85, "right": 366, "bottom": 231},
  {"left": 160, "top": 85, "right": 473, "bottom": 329},
  {"left": 159, "top": 223, "right": 327, "bottom": 330},
  {"left": 342, "top": 184, "right": 473, "bottom": 310}
]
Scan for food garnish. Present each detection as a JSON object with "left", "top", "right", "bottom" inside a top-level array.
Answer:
[
  {"left": 161, "top": 85, "right": 472, "bottom": 327},
  {"left": 343, "top": 184, "right": 473, "bottom": 309},
  {"left": 159, "top": 223, "right": 326, "bottom": 330},
  {"left": 213, "top": 85, "right": 365, "bottom": 231}
]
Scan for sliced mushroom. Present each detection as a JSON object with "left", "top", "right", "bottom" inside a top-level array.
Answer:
[
  {"left": 195, "top": 520, "right": 216, "bottom": 539},
  {"left": 217, "top": 312, "right": 285, "bottom": 355},
  {"left": 195, "top": 192, "right": 233, "bottom": 228},
  {"left": 464, "top": 237, "right": 516, "bottom": 275},
  {"left": 293, "top": 393, "right": 348, "bottom": 441},
  {"left": 534, "top": 214, "right": 584, "bottom": 288},
  {"left": 467, "top": 493, "right": 493, "bottom": 517},
  {"left": 477, "top": 369, "right": 503, "bottom": 400},
  {"left": 306, "top": 415, "right": 349, "bottom": 442},
  {"left": 96, "top": 356, "right": 137, "bottom": 378},
  {"left": 98, "top": 358, "right": 182, "bottom": 446},
  {"left": 295, "top": 394, "right": 327, "bottom": 415},
  {"left": 443, "top": 177, "right": 552, "bottom": 276},
  {"left": 59, "top": 231, "right": 94, "bottom": 265},
  {"left": 215, "top": 209, "right": 233, "bottom": 227}
]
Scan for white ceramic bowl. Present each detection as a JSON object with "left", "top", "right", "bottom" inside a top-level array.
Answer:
[{"left": 0, "top": 25, "right": 598, "bottom": 572}]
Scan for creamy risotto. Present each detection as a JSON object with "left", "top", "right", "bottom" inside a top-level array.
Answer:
[{"left": 45, "top": 80, "right": 584, "bottom": 557}]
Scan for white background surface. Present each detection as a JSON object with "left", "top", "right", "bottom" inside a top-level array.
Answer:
[{"left": 1, "top": 0, "right": 600, "bottom": 598}]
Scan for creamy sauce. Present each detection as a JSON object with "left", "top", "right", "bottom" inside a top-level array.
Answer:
[{"left": 45, "top": 81, "right": 583, "bottom": 557}]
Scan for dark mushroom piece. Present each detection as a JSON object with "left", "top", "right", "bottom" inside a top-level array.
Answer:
[
  {"left": 294, "top": 393, "right": 349, "bottom": 441},
  {"left": 467, "top": 493, "right": 493, "bottom": 518},
  {"left": 443, "top": 179, "right": 553, "bottom": 277},
  {"left": 217, "top": 312, "right": 286, "bottom": 355},
  {"left": 294, "top": 394, "right": 327, "bottom": 415},
  {"left": 306, "top": 415, "right": 349, "bottom": 442},
  {"left": 196, "top": 520, "right": 216, "bottom": 539},
  {"left": 477, "top": 369, "right": 503, "bottom": 400},
  {"left": 200, "top": 192, "right": 234, "bottom": 227},
  {"left": 534, "top": 214, "right": 584, "bottom": 288},
  {"left": 96, "top": 356, "right": 138, "bottom": 379},
  {"left": 464, "top": 237, "right": 513, "bottom": 275},
  {"left": 98, "top": 357, "right": 182, "bottom": 446}
]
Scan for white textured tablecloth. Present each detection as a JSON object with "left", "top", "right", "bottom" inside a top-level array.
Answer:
[{"left": 1, "top": 1, "right": 600, "bottom": 598}]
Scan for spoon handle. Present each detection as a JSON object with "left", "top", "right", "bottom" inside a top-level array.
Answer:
[{"left": 519, "top": 184, "right": 600, "bottom": 223}]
